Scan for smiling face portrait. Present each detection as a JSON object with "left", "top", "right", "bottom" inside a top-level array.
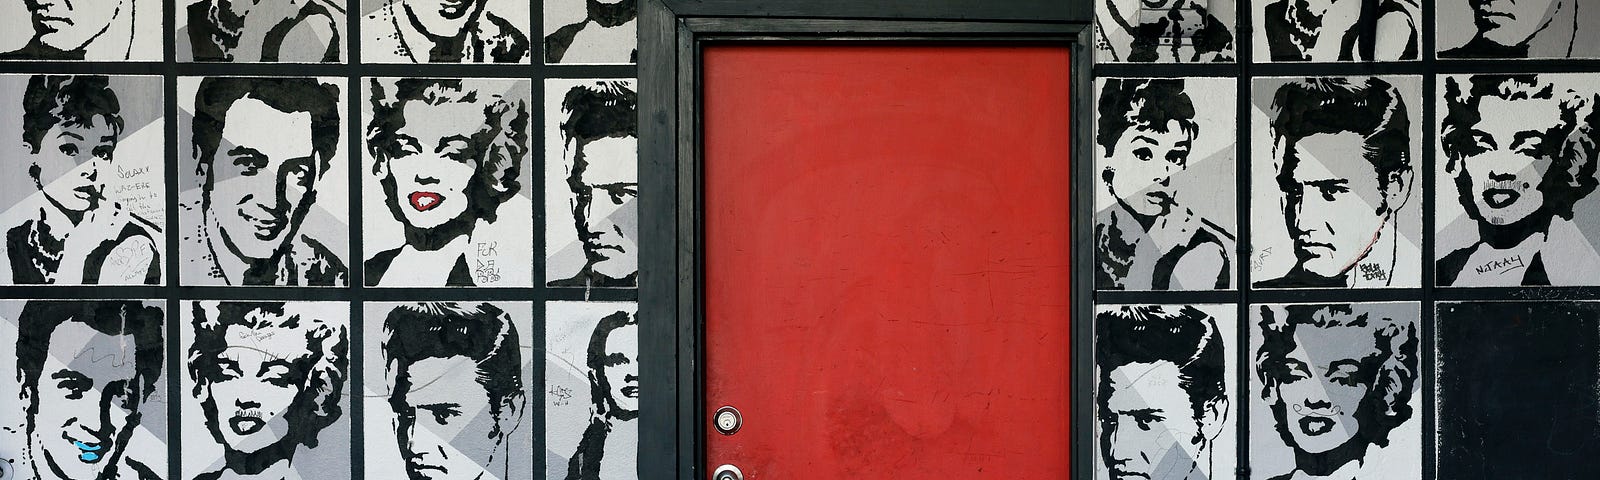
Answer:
[
  {"left": 192, "top": 77, "right": 341, "bottom": 265},
  {"left": 16, "top": 301, "right": 163, "bottom": 480},
  {"left": 1254, "top": 304, "right": 1419, "bottom": 478},
  {"left": 186, "top": 301, "right": 348, "bottom": 474}
]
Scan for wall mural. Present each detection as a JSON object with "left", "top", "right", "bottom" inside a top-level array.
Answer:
[
  {"left": 1094, "top": 304, "right": 1236, "bottom": 480},
  {"left": 1095, "top": 77, "right": 1238, "bottom": 291},
  {"left": 1093, "top": 0, "right": 1237, "bottom": 63},
  {"left": 0, "top": 0, "right": 639, "bottom": 478},
  {"left": 1095, "top": 2, "right": 1600, "bottom": 478},
  {"left": 0, "top": 75, "right": 166, "bottom": 285}
]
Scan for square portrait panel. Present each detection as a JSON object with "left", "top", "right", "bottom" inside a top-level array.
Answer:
[
  {"left": 544, "top": 0, "right": 638, "bottom": 64},
  {"left": 176, "top": 76, "right": 351, "bottom": 287},
  {"left": 1251, "top": 0, "right": 1421, "bottom": 62},
  {"left": 175, "top": 0, "right": 347, "bottom": 63},
  {"left": 1435, "top": 73, "right": 1600, "bottom": 286},
  {"left": 361, "top": 78, "right": 535, "bottom": 287},
  {"left": 0, "top": 75, "right": 166, "bottom": 286},
  {"left": 545, "top": 79, "right": 638, "bottom": 289},
  {"left": 0, "top": 300, "right": 168, "bottom": 480},
  {"left": 361, "top": 0, "right": 533, "bottom": 64},
  {"left": 1436, "top": 301, "right": 1600, "bottom": 478},
  {"left": 1092, "top": 304, "right": 1236, "bottom": 480},
  {"left": 362, "top": 301, "right": 535, "bottom": 480},
  {"left": 1092, "top": 0, "right": 1237, "bottom": 63},
  {"left": 545, "top": 301, "right": 637, "bottom": 480},
  {"left": 1094, "top": 77, "right": 1238, "bottom": 291},
  {"left": 180, "top": 301, "right": 351, "bottom": 480},
  {"left": 1248, "top": 302, "right": 1422, "bottom": 480},
  {"left": 1249, "top": 76, "right": 1422, "bottom": 288},
  {"left": 0, "top": 0, "right": 161, "bottom": 61},
  {"left": 1438, "top": 0, "right": 1600, "bottom": 59}
]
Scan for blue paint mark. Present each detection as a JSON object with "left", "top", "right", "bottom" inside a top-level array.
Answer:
[{"left": 73, "top": 441, "right": 102, "bottom": 462}]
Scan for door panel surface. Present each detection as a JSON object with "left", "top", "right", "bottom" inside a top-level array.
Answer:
[{"left": 703, "top": 44, "right": 1073, "bottom": 478}]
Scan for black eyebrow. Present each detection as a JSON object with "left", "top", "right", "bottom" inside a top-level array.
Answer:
[
  {"left": 1325, "top": 359, "right": 1364, "bottom": 372},
  {"left": 1304, "top": 179, "right": 1349, "bottom": 188},
  {"left": 603, "top": 352, "right": 631, "bottom": 366},
  {"left": 1130, "top": 135, "right": 1159, "bottom": 145},
  {"left": 434, "top": 135, "right": 473, "bottom": 153},
  {"left": 226, "top": 146, "right": 265, "bottom": 158},
  {"left": 1172, "top": 140, "right": 1191, "bottom": 149},
  {"left": 57, "top": 131, "right": 84, "bottom": 141},
  {"left": 1509, "top": 131, "right": 1546, "bottom": 149},
  {"left": 258, "top": 358, "right": 296, "bottom": 375},
  {"left": 99, "top": 135, "right": 117, "bottom": 143},
  {"left": 50, "top": 369, "right": 89, "bottom": 380}
]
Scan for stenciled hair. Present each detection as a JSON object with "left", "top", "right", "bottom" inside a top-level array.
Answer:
[
  {"left": 1095, "top": 78, "right": 1199, "bottom": 159},
  {"left": 1095, "top": 305, "right": 1226, "bottom": 438},
  {"left": 1271, "top": 77, "right": 1412, "bottom": 214},
  {"left": 22, "top": 75, "right": 126, "bottom": 154},
  {"left": 21, "top": 75, "right": 126, "bottom": 182},
  {"left": 1441, "top": 74, "right": 1600, "bottom": 221},
  {"left": 382, "top": 302, "right": 525, "bottom": 439},
  {"left": 187, "top": 301, "right": 348, "bottom": 449},
  {"left": 1255, "top": 304, "right": 1419, "bottom": 449},
  {"left": 16, "top": 300, "right": 164, "bottom": 404},
  {"left": 366, "top": 78, "right": 529, "bottom": 223},
  {"left": 586, "top": 309, "right": 638, "bottom": 420},
  {"left": 191, "top": 77, "right": 341, "bottom": 184}
]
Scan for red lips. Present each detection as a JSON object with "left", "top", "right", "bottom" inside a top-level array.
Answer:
[{"left": 409, "top": 192, "right": 444, "bottom": 212}]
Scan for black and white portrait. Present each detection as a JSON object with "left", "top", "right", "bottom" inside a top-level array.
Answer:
[
  {"left": 1436, "top": 301, "right": 1600, "bottom": 479},
  {"left": 1251, "top": 76, "right": 1422, "bottom": 288},
  {"left": 544, "top": 0, "right": 637, "bottom": 64},
  {"left": 1249, "top": 303, "right": 1421, "bottom": 480},
  {"left": 1, "top": 75, "right": 165, "bottom": 285},
  {"left": 181, "top": 301, "right": 350, "bottom": 480},
  {"left": 1094, "top": 304, "right": 1235, "bottom": 480},
  {"left": 1, "top": 300, "right": 168, "bottom": 480},
  {"left": 177, "top": 76, "right": 349, "bottom": 287},
  {"left": 545, "top": 79, "right": 638, "bottom": 290},
  {"left": 176, "top": 0, "right": 345, "bottom": 62},
  {"left": 0, "top": 0, "right": 160, "bottom": 61},
  {"left": 545, "top": 301, "right": 638, "bottom": 480},
  {"left": 1438, "top": 0, "right": 1600, "bottom": 59},
  {"left": 1094, "top": 78, "right": 1237, "bottom": 291},
  {"left": 363, "top": 302, "right": 533, "bottom": 480},
  {"left": 1436, "top": 74, "right": 1600, "bottom": 286},
  {"left": 1254, "top": 0, "right": 1420, "bottom": 62},
  {"left": 362, "top": 0, "right": 531, "bottom": 64},
  {"left": 1092, "top": 0, "right": 1236, "bottom": 63},
  {"left": 362, "top": 78, "right": 534, "bottom": 287}
]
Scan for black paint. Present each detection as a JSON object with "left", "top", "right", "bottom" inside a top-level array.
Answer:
[
  {"left": 546, "top": 0, "right": 640, "bottom": 64},
  {"left": 549, "top": 81, "right": 639, "bottom": 289},
  {"left": 1436, "top": 301, "right": 1600, "bottom": 479}
]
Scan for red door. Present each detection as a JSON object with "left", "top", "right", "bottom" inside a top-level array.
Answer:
[{"left": 703, "top": 44, "right": 1074, "bottom": 478}]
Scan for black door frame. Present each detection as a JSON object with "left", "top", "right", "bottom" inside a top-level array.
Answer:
[{"left": 636, "top": 1, "right": 1095, "bottom": 478}]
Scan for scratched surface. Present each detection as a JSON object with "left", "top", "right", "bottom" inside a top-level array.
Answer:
[{"left": 701, "top": 44, "right": 1074, "bottom": 478}]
